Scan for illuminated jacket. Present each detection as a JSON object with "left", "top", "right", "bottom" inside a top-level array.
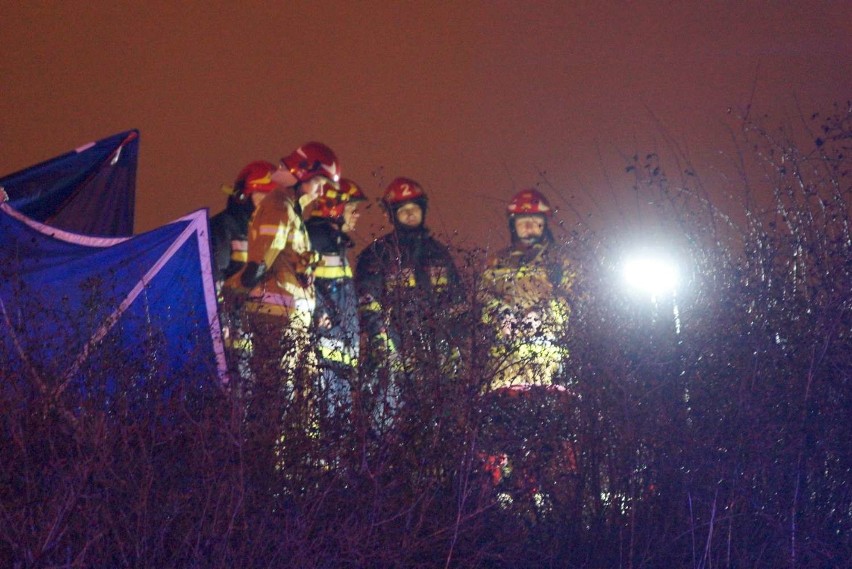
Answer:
[
  {"left": 355, "top": 226, "right": 462, "bottom": 352},
  {"left": 305, "top": 218, "right": 359, "bottom": 372},
  {"left": 224, "top": 187, "right": 318, "bottom": 326},
  {"left": 479, "top": 239, "right": 574, "bottom": 389}
]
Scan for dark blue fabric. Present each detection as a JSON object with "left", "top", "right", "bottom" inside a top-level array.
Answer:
[
  {"left": 0, "top": 130, "right": 138, "bottom": 237},
  {"left": 0, "top": 205, "right": 225, "bottom": 397}
]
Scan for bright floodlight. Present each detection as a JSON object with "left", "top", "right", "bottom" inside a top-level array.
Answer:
[{"left": 622, "top": 255, "right": 679, "bottom": 299}]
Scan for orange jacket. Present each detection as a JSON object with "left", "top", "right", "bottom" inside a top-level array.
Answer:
[{"left": 224, "top": 187, "right": 318, "bottom": 325}]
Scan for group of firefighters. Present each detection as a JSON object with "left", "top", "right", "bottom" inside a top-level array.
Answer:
[{"left": 209, "top": 141, "right": 576, "bottom": 497}]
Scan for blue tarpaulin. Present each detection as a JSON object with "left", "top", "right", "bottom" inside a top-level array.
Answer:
[
  {"left": 0, "top": 201, "right": 228, "bottom": 392},
  {"left": 0, "top": 130, "right": 138, "bottom": 237}
]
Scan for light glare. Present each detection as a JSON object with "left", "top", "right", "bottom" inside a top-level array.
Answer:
[{"left": 623, "top": 256, "right": 679, "bottom": 298}]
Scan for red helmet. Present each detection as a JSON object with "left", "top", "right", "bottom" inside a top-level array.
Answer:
[
  {"left": 507, "top": 188, "right": 553, "bottom": 218},
  {"left": 340, "top": 178, "right": 367, "bottom": 203},
  {"left": 235, "top": 160, "right": 277, "bottom": 195},
  {"left": 281, "top": 142, "right": 341, "bottom": 183},
  {"left": 382, "top": 177, "right": 426, "bottom": 208},
  {"left": 311, "top": 178, "right": 366, "bottom": 219}
]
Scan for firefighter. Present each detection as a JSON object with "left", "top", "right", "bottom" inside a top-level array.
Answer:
[
  {"left": 355, "top": 177, "right": 464, "bottom": 428},
  {"left": 305, "top": 178, "right": 366, "bottom": 424},
  {"left": 223, "top": 142, "right": 340, "bottom": 383},
  {"left": 209, "top": 160, "right": 277, "bottom": 290},
  {"left": 211, "top": 161, "right": 277, "bottom": 376},
  {"left": 479, "top": 188, "right": 573, "bottom": 390},
  {"left": 478, "top": 188, "right": 577, "bottom": 514}
]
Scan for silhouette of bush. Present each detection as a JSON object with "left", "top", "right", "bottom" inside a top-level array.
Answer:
[{"left": 1, "top": 105, "right": 849, "bottom": 567}]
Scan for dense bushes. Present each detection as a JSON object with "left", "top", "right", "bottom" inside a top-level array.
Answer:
[{"left": 1, "top": 107, "right": 850, "bottom": 567}]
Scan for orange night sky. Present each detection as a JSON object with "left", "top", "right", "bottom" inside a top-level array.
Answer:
[{"left": 2, "top": 2, "right": 850, "bottom": 250}]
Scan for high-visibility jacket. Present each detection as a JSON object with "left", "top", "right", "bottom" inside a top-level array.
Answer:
[
  {"left": 305, "top": 218, "right": 359, "bottom": 373},
  {"left": 224, "top": 187, "right": 317, "bottom": 327},
  {"left": 480, "top": 240, "right": 574, "bottom": 389},
  {"left": 355, "top": 227, "right": 463, "bottom": 361}
]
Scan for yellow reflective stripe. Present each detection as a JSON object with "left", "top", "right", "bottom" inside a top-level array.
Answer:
[
  {"left": 318, "top": 344, "right": 358, "bottom": 367},
  {"left": 314, "top": 265, "right": 353, "bottom": 279},
  {"left": 360, "top": 300, "right": 382, "bottom": 313},
  {"left": 431, "top": 275, "right": 448, "bottom": 286},
  {"left": 231, "top": 251, "right": 248, "bottom": 262},
  {"left": 489, "top": 341, "right": 566, "bottom": 359}
]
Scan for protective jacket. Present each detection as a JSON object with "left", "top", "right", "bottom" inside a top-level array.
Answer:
[
  {"left": 305, "top": 218, "right": 360, "bottom": 375},
  {"left": 224, "top": 187, "right": 318, "bottom": 324},
  {"left": 355, "top": 226, "right": 463, "bottom": 362},
  {"left": 222, "top": 186, "right": 320, "bottom": 382},
  {"left": 480, "top": 239, "right": 574, "bottom": 389},
  {"left": 209, "top": 196, "right": 253, "bottom": 286}
]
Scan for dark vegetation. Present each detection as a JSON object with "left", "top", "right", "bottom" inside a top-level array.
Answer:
[{"left": 1, "top": 107, "right": 850, "bottom": 568}]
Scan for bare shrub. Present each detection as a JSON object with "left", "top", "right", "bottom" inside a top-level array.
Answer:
[{"left": 1, "top": 105, "right": 849, "bottom": 568}]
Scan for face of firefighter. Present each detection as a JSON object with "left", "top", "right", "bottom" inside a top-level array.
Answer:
[
  {"left": 250, "top": 192, "right": 267, "bottom": 207},
  {"left": 342, "top": 202, "right": 361, "bottom": 233},
  {"left": 299, "top": 176, "right": 326, "bottom": 204},
  {"left": 395, "top": 202, "right": 423, "bottom": 228},
  {"left": 513, "top": 215, "right": 545, "bottom": 245}
]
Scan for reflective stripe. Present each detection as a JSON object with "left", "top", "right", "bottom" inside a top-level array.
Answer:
[
  {"left": 231, "top": 251, "right": 248, "bottom": 262},
  {"left": 315, "top": 265, "right": 353, "bottom": 279},
  {"left": 490, "top": 341, "right": 566, "bottom": 359},
  {"left": 384, "top": 272, "right": 448, "bottom": 289},
  {"left": 320, "top": 254, "right": 345, "bottom": 267},
  {"left": 318, "top": 343, "right": 358, "bottom": 367},
  {"left": 244, "top": 292, "right": 313, "bottom": 316},
  {"left": 253, "top": 291, "right": 297, "bottom": 308},
  {"left": 360, "top": 300, "right": 382, "bottom": 313}
]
